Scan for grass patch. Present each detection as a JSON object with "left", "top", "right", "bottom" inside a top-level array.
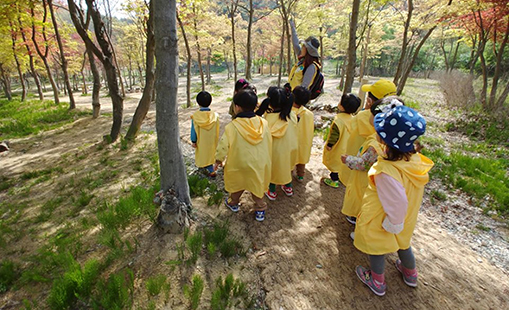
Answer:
[
  {"left": 21, "top": 167, "right": 63, "bottom": 180},
  {"left": 423, "top": 148, "right": 509, "bottom": 214},
  {"left": 204, "top": 222, "right": 244, "bottom": 259},
  {"left": 0, "top": 99, "right": 92, "bottom": 139},
  {"left": 188, "top": 174, "right": 225, "bottom": 206},
  {"left": 445, "top": 112, "right": 509, "bottom": 147},
  {"left": 0, "top": 260, "right": 20, "bottom": 293},
  {"left": 145, "top": 274, "right": 170, "bottom": 297},
  {"left": 184, "top": 274, "right": 204, "bottom": 310},
  {"left": 211, "top": 274, "right": 253, "bottom": 310}
]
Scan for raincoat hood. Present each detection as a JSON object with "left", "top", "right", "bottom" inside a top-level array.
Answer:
[
  {"left": 191, "top": 111, "right": 218, "bottom": 130},
  {"left": 232, "top": 116, "right": 265, "bottom": 145},
  {"left": 268, "top": 117, "right": 289, "bottom": 139},
  {"left": 394, "top": 153, "right": 434, "bottom": 187},
  {"left": 356, "top": 110, "right": 376, "bottom": 138}
]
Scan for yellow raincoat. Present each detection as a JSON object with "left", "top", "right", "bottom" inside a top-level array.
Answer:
[
  {"left": 292, "top": 106, "right": 314, "bottom": 165},
  {"left": 215, "top": 116, "right": 272, "bottom": 198},
  {"left": 348, "top": 109, "right": 376, "bottom": 157},
  {"left": 322, "top": 113, "right": 355, "bottom": 185},
  {"left": 191, "top": 110, "right": 220, "bottom": 167},
  {"left": 265, "top": 112, "right": 299, "bottom": 185},
  {"left": 342, "top": 133, "right": 383, "bottom": 217},
  {"left": 354, "top": 153, "right": 434, "bottom": 255}
]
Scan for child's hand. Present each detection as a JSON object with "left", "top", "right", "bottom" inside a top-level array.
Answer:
[
  {"left": 326, "top": 145, "right": 332, "bottom": 151},
  {"left": 191, "top": 142, "right": 197, "bottom": 148},
  {"left": 341, "top": 154, "right": 348, "bottom": 163},
  {"left": 214, "top": 160, "right": 222, "bottom": 171}
]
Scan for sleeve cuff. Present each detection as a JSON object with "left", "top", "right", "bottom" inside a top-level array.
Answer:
[{"left": 382, "top": 216, "right": 404, "bottom": 234}]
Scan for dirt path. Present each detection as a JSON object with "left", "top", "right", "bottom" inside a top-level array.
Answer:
[{"left": 1, "top": 74, "right": 508, "bottom": 309}]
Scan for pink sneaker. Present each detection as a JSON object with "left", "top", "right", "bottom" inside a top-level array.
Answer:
[
  {"left": 281, "top": 185, "right": 293, "bottom": 196},
  {"left": 355, "top": 266, "right": 386, "bottom": 296},
  {"left": 265, "top": 190, "right": 277, "bottom": 201},
  {"left": 395, "top": 259, "right": 418, "bottom": 287}
]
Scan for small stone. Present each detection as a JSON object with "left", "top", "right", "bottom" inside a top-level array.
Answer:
[
  {"left": 477, "top": 258, "right": 483, "bottom": 263},
  {"left": 316, "top": 264, "right": 322, "bottom": 269}
]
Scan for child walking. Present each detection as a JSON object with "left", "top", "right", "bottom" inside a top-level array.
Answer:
[
  {"left": 322, "top": 93, "right": 361, "bottom": 187},
  {"left": 341, "top": 97, "right": 404, "bottom": 225},
  {"left": 215, "top": 89, "right": 272, "bottom": 221},
  {"left": 263, "top": 87, "right": 299, "bottom": 200},
  {"left": 353, "top": 105, "right": 434, "bottom": 296},
  {"left": 190, "top": 91, "right": 220, "bottom": 177},
  {"left": 291, "top": 86, "right": 314, "bottom": 182},
  {"left": 228, "top": 78, "right": 256, "bottom": 119}
]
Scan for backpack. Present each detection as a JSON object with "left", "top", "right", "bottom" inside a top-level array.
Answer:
[{"left": 308, "top": 61, "right": 324, "bottom": 100}]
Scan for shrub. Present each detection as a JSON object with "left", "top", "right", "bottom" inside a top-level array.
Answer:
[
  {"left": 94, "top": 269, "right": 134, "bottom": 310},
  {"left": 183, "top": 274, "right": 204, "bottom": 310},
  {"left": 437, "top": 70, "right": 475, "bottom": 109},
  {"left": 211, "top": 274, "right": 252, "bottom": 310},
  {"left": 145, "top": 274, "right": 169, "bottom": 297},
  {"left": 0, "top": 260, "right": 19, "bottom": 293}
]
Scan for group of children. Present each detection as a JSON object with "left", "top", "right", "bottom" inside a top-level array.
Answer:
[{"left": 190, "top": 78, "right": 434, "bottom": 296}]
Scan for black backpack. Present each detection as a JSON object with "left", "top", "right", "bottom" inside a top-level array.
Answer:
[{"left": 308, "top": 61, "right": 324, "bottom": 100}]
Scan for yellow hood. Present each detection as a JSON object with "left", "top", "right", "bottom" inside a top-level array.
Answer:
[
  {"left": 268, "top": 117, "right": 289, "bottom": 139},
  {"left": 232, "top": 117, "right": 265, "bottom": 145},
  {"left": 292, "top": 106, "right": 306, "bottom": 117},
  {"left": 356, "top": 110, "right": 375, "bottom": 138},
  {"left": 191, "top": 111, "right": 218, "bottom": 130},
  {"left": 396, "top": 153, "right": 434, "bottom": 187}
]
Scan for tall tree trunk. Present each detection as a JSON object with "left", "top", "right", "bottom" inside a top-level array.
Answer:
[
  {"left": 440, "top": 40, "right": 450, "bottom": 72},
  {"left": 229, "top": 0, "right": 239, "bottom": 82},
  {"left": 125, "top": 1, "right": 156, "bottom": 140},
  {"left": 488, "top": 22, "right": 509, "bottom": 109},
  {"left": 277, "top": 22, "right": 285, "bottom": 87},
  {"left": 177, "top": 14, "right": 192, "bottom": 108},
  {"left": 449, "top": 39, "right": 461, "bottom": 72},
  {"left": 18, "top": 17, "right": 43, "bottom": 100},
  {"left": 9, "top": 21, "right": 26, "bottom": 102},
  {"left": 343, "top": 0, "right": 361, "bottom": 94},
  {"left": 81, "top": 51, "right": 88, "bottom": 94},
  {"left": 31, "top": 5, "right": 59, "bottom": 104},
  {"left": 496, "top": 81, "right": 509, "bottom": 109},
  {"left": 245, "top": 0, "right": 254, "bottom": 80},
  {"left": 397, "top": 26, "right": 436, "bottom": 95},
  {"left": 206, "top": 47, "right": 211, "bottom": 84},
  {"left": 48, "top": 0, "right": 75, "bottom": 109},
  {"left": 192, "top": 5, "right": 205, "bottom": 91},
  {"left": 393, "top": 0, "right": 413, "bottom": 86},
  {"left": 87, "top": 45, "right": 101, "bottom": 118},
  {"left": 359, "top": 24, "right": 371, "bottom": 82},
  {"left": 153, "top": 0, "right": 191, "bottom": 233},
  {"left": 0, "top": 65, "right": 12, "bottom": 100},
  {"left": 68, "top": 0, "right": 124, "bottom": 141}
]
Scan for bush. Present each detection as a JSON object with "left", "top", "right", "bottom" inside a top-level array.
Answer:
[
  {"left": 437, "top": 70, "right": 475, "bottom": 109},
  {"left": 183, "top": 274, "right": 204, "bottom": 310},
  {"left": 0, "top": 260, "right": 19, "bottom": 293}
]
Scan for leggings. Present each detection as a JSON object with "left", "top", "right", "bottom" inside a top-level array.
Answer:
[{"left": 369, "top": 247, "right": 415, "bottom": 274}]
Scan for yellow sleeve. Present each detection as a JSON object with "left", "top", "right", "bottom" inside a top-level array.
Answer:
[{"left": 215, "top": 132, "right": 229, "bottom": 163}]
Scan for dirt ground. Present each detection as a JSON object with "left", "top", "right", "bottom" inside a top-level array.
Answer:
[{"left": 1, "top": 74, "right": 508, "bottom": 309}]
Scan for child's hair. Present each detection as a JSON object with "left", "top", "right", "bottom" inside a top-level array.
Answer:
[
  {"left": 260, "top": 86, "right": 294, "bottom": 121},
  {"left": 196, "top": 91, "right": 212, "bottom": 107},
  {"left": 340, "top": 93, "right": 361, "bottom": 114},
  {"left": 370, "top": 96, "right": 405, "bottom": 116},
  {"left": 233, "top": 89, "right": 258, "bottom": 112},
  {"left": 234, "top": 78, "right": 250, "bottom": 93},
  {"left": 293, "top": 86, "right": 311, "bottom": 107},
  {"left": 368, "top": 92, "right": 379, "bottom": 102}
]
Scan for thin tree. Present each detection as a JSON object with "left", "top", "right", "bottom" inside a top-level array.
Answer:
[
  {"left": 9, "top": 20, "right": 27, "bottom": 102},
  {"left": 177, "top": 13, "right": 192, "bottom": 108},
  {"left": 17, "top": 12, "right": 43, "bottom": 100},
  {"left": 67, "top": 0, "right": 124, "bottom": 141},
  {"left": 47, "top": 0, "right": 75, "bottom": 109},
  {"left": 227, "top": 0, "right": 240, "bottom": 81},
  {"left": 393, "top": 0, "right": 413, "bottom": 86},
  {"left": 192, "top": 3, "right": 205, "bottom": 91},
  {"left": 153, "top": 0, "right": 191, "bottom": 232},
  {"left": 125, "top": 0, "right": 156, "bottom": 140},
  {"left": 343, "top": 0, "right": 361, "bottom": 94}
]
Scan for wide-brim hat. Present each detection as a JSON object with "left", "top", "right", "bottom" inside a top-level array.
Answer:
[
  {"left": 361, "top": 79, "right": 397, "bottom": 100},
  {"left": 300, "top": 36, "right": 320, "bottom": 58},
  {"left": 374, "top": 105, "right": 426, "bottom": 152}
]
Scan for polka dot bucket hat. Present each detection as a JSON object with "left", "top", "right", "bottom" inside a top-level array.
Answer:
[{"left": 374, "top": 105, "right": 426, "bottom": 152}]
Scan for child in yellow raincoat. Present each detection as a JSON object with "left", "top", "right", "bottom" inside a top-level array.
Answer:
[
  {"left": 291, "top": 86, "right": 314, "bottom": 182},
  {"left": 353, "top": 105, "right": 433, "bottom": 296},
  {"left": 322, "top": 94, "right": 361, "bottom": 187},
  {"left": 257, "top": 87, "right": 298, "bottom": 200},
  {"left": 191, "top": 91, "right": 220, "bottom": 177},
  {"left": 341, "top": 97, "right": 404, "bottom": 225},
  {"left": 215, "top": 89, "right": 272, "bottom": 222}
]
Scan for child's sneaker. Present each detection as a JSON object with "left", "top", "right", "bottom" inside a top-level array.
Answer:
[
  {"left": 281, "top": 185, "right": 293, "bottom": 196},
  {"left": 395, "top": 259, "right": 418, "bottom": 287},
  {"left": 225, "top": 198, "right": 239, "bottom": 213},
  {"left": 294, "top": 175, "right": 304, "bottom": 183},
  {"left": 355, "top": 266, "right": 386, "bottom": 296},
  {"left": 255, "top": 210, "right": 265, "bottom": 222},
  {"left": 265, "top": 190, "right": 277, "bottom": 201},
  {"left": 208, "top": 171, "right": 217, "bottom": 178},
  {"left": 349, "top": 232, "right": 355, "bottom": 241},
  {"left": 346, "top": 216, "right": 357, "bottom": 225},
  {"left": 323, "top": 178, "right": 339, "bottom": 188}
]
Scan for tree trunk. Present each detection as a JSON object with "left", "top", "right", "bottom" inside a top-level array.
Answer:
[
  {"left": 488, "top": 22, "right": 509, "bottom": 109},
  {"left": 277, "top": 22, "right": 285, "bottom": 87},
  {"left": 87, "top": 45, "right": 101, "bottom": 118},
  {"left": 153, "top": 0, "right": 192, "bottom": 233},
  {"left": 440, "top": 40, "right": 450, "bottom": 72},
  {"left": 206, "top": 47, "right": 211, "bottom": 85},
  {"left": 449, "top": 39, "right": 461, "bottom": 72},
  {"left": 343, "top": 0, "right": 361, "bottom": 93},
  {"left": 10, "top": 25, "right": 27, "bottom": 102},
  {"left": 393, "top": 0, "right": 413, "bottom": 86},
  {"left": 245, "top": 0, "right": 254, "bottom": 80},
  {"left": 81, "top": 51, "right": 88, "bottom": 94},
  {"left": 125, "top": 1, "right": 156, "bottom": 140},
  {"left": 496, "top": 81, "right": 509, "bottom": 109},
  {"left": 48, "top": 0, "right": 75, "bottom": 109},
  {"left": 68, "top": 0, "right": 124, "bottom": 141},
  {"left": 177, "top": 14, "right": 192, "bottom": 108},
  {"left": 18, "top": 17, "right": 43, "bottom": 100},
  {"left": 397, "top": 26, "right": 436, "bottom": 95},
  {"left": 230, "top": 2, "right": 238, "bottom": 82},
  {"left": 359, "top": 24, "right": 371, "bottom": 82},
  {"left": 0, "top": 65, "right": 12, "bottom": 100},
  {"left": 192, "top": 5, "right": 205, "bottom": 91}
]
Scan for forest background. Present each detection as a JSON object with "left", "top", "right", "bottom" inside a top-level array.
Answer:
[{"left": 0, "top": 0, "right": 508, "bottom": 309}]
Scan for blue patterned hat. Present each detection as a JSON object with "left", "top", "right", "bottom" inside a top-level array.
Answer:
[{"left": 374, "top": 105, "right": 426, "bottom": 152}]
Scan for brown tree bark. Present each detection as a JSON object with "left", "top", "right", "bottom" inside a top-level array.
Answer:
[
  {"left": 177, "top": 14, "right": 192, "bottom": 108},
  {"left": 245, "top": 0, "right": 254, "bottom": 80},
  {"left": 228, "top": 0, "right": 239, "bottom": 82},
  {"left": 393, "top": 0, "right": 413, "bottom": 86},
  {"left": 343, "top": 0, "right": 361, "bottom": 94},
  {"left": 192, "top": 4, "right": 205, "bottom": 91},
  {"left": 125, "top": 0, "right": 156, "bottom": 140},
  {"left": 18, "top": 16, "right": 43, "bottom": 100},
  {"left": 31, "top": 4, "right": 60, "bottom": 105},
  {"left": 153, "top": 0, "right": 191, "bottom": 233},
  {"left": 67, "top": 0, "right": 124, "bottom": 141},
  {"left": 9, "top": 21, "right": 27, "bottom": 102},
  {"left": 47, "top": 0, "right": 75, "bottom": 109},
  {"left": 0, "top": 65, "right": 12, "bottom": 101},
  {"left": 488, "top": 21, "right": 509, "bottom": 109}
]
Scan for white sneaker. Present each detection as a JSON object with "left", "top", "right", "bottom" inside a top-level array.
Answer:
[{"left": 350, "top": 232, "right": 355, "bottom": 241}]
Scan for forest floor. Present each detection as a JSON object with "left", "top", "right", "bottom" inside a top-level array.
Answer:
[{"left": 1, "top": 74, "right": 508, "bottom": 309}]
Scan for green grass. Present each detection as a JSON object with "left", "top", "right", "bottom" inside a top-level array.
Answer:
[
  {"left": 211, "top": 274, "right": 252, "bottom": 310},
  {"left": 0, "top": 99, "right": 92, "bottom": 139},
  {"left": 188, "top": 174, "right": 225, "bottom": 206},
  {"left": 183, "top": 274, "right": 204, "bottom": 310},
  {"left": 445, "top": 112, "right": 509, "bottom": 147},
  {"left": 0, "top": 260, "right": 19, "bottom": 293},
  {"left": 423, "top": 148, "right": 509, "bottom": 214},
  {"left": 145, "top": 274, "right": 169, "bottom": 297},
  {"left": 94, "top": 269, "right": 134, "bottom": 310},
  {"left": 204, "top": 222, "right": 243, "bottom": 259}
]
